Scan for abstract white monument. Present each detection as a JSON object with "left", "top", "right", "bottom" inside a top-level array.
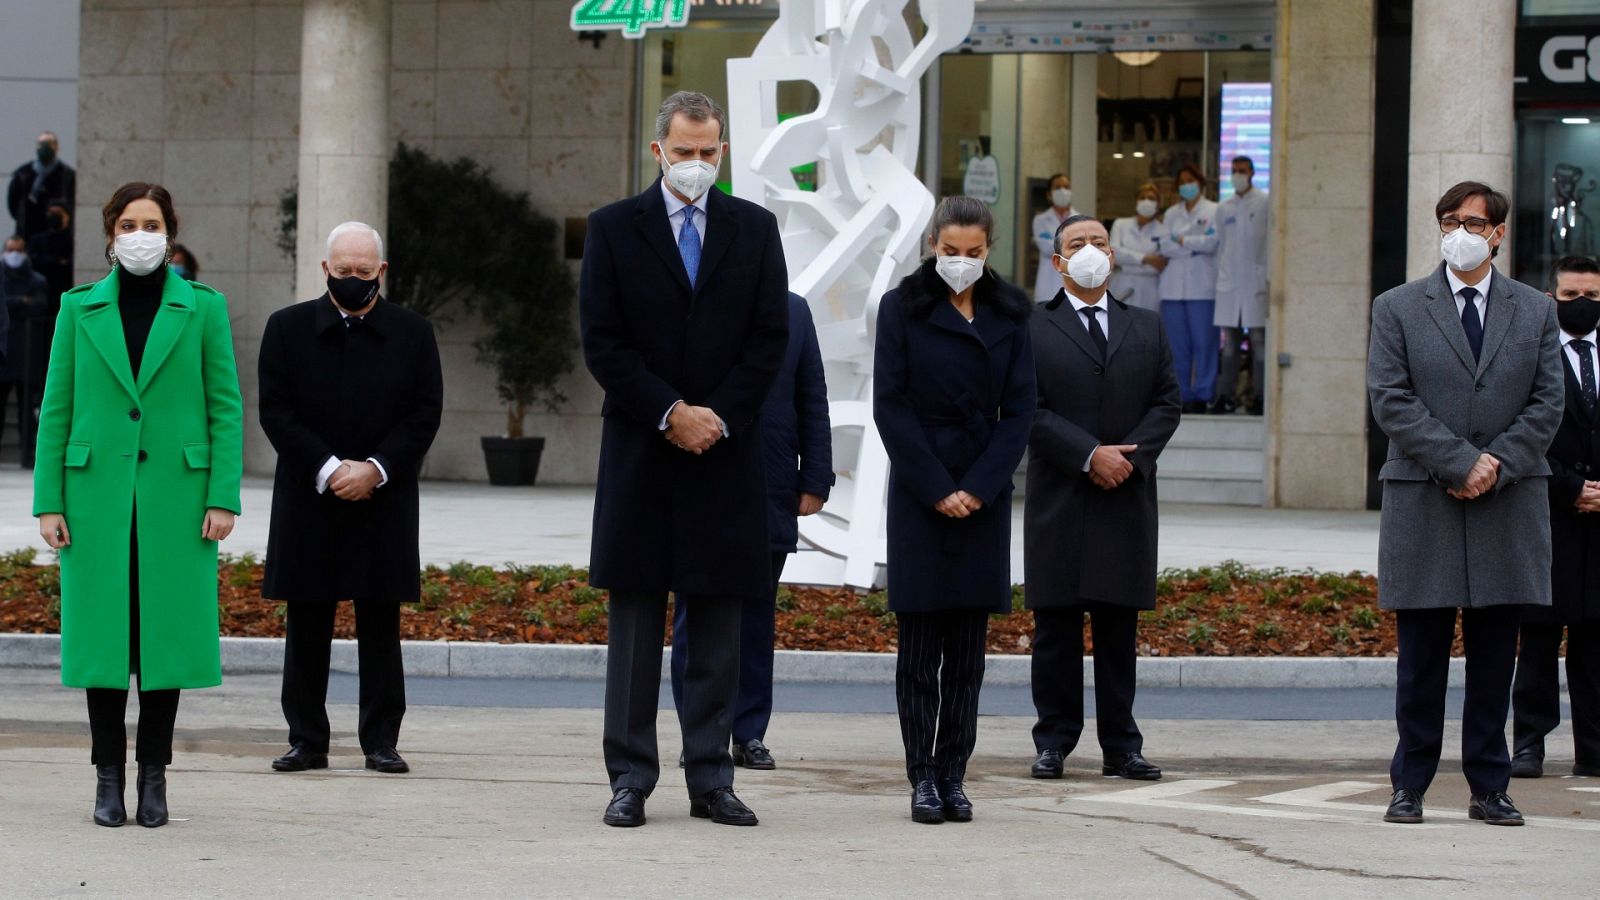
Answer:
[{"left": 727, "top": 0, "right": 975, "bottom": 588}]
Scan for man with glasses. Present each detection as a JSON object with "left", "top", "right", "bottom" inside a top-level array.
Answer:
[
  {"left": 1510, "top": 255, "right": 1600, "bottom": 781},
  {"left": 1368, "top": 181, "right": 1563, "bottom": 826}
]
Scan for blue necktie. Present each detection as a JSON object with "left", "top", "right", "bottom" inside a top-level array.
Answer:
[
  {"left": 1459, "top": 287, "right": 1482, "bottom": 363},
  {"left": 1575, "top": 339, "right": 1598, "bottom": 415},
  {"left": 678, "top": 207, "right": 701, "bottom": 287}
]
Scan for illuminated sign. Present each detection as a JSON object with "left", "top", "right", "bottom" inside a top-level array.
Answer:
[
  {"left": 1217, "top": 82, "right": 1271, "bottom": 200},
  {"left": 570, "top": 0, "right": 689, "bottom": 38}
]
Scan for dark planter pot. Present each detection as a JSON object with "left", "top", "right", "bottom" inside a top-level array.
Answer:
[{"left": 481, "top": 436, "right": 545, "bottom": 486}]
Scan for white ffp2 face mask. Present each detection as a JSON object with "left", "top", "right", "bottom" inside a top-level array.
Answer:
[
  {"left": 113, "top": 231, "right": 168, "bottom": 276},
  {"left": 1061, "top": 244, "right": 1112, "bottom": 289},
  {"left": 935, "top": 255, "right": 984, "bottom": 295},
  {"left": 1231, "top": 173, "right": 1252, "bottom": 194},
  {"left": 658, "top": 153, "right": 719, "bottom": 202},
  {"left": 1441, "top": 226, "right": 1492, "bottom": 272},
  {"left": 1051, "top": 188, "right": 1073, "bottom": 209},
  {"left": 1135, "top": 198, "right": 1159, "bottom": 218}
]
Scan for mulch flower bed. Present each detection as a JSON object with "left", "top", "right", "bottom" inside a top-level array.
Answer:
[{"left": 0, "top": 549, "right": 1441, "bottom": 657}]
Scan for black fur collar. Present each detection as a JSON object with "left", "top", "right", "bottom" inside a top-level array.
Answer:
[{"left": 895, "top": 256, "right": 1032, "bottom": 322}]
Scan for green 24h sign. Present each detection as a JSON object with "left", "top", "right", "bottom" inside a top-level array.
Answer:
[{"left": 570, "top": 0, "right": 690, "bottom": 37}]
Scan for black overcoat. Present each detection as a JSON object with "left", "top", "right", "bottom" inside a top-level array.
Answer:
[
  {"left": 1024, "top": 290, "right": 1181, "bottom": 610},
  {"left": 873, "top": 259, "right": 1036, "bottom": 614},
  {"left": 579, "top": 181, "right": 788, "bottom": 597},
  {"left": 1534, "top": 348, "right": 1600, "bottom": 624},
  {"left": 258, "top": 295, "right": 443, "bottom": 602},
  {"left": 762, "top": 292, "right": 833, "bottom": 553}
]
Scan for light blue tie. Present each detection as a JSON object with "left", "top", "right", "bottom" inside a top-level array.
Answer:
[{"left": 678, "top": 206, "right": 701, "bottom": 287}]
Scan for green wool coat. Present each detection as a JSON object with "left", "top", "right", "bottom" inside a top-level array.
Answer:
[{"left": 33, "top": 270, "right": 244, "bottom": 690}]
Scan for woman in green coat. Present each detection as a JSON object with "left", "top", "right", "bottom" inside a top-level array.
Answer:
[{"left": 33, "top": 182, "right": 243, "bottom": 829}]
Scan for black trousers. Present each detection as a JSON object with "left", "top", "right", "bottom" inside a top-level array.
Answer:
[
  {"left": 1512, "top": 621, "right": 1600, "bottom": 769},
  {"left": 1391, "top": 606, "right": 1520, "bottom": 796},
  {"left": 280, "top": 599, "right": 405, "bottom": 756},
  {"left": 896, "top": 609, "right": 989, "bottom": 785},
  {"left": 1031, "top": 605, "right": 1143, "bottom": 757},
  {"left": 86, "top": 509, "right": 179, "bottom": 766},
  {"left": 0, "top": 378, "right": 39, "bottom": 466},
  {"left": 605, "top": 590, "right": 740, "bottom": 797},
  {"left": 669, "top": 551, "right": 788, "bottom": 744}
]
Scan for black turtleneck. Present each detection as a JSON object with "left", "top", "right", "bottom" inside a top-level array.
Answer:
[{"left": 118, "top": 266, "right": 164, "bottom": 378}]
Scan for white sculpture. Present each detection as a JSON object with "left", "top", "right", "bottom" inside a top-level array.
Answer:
[{"left": 727, "top": 0, "right": 974, "bottom": 588}]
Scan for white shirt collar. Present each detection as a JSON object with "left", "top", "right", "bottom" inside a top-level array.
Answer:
[
  {"left": 1561, "top": 328, "right": 1597, "bottom": 348},
  {"left": 1066, "top": 290, "right": 1108, "bottom": 315},
  {"left": 1445, "top": 265, "right": 1493, "bottom": 300},
  {"left": 661, "top": 179, "right": 708, "bottom": 221}
]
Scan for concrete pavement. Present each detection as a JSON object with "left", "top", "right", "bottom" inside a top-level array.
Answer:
[
  {"left": 0, "top": 467, "right": 1380, "bottom": 575},
  {"left": 1, "top": 668, "right": 1595, "bottom": 898}
]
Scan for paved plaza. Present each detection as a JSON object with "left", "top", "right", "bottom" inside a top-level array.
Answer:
[{"left": 0, "top": 468, "right": 1379, "bottom": 576}]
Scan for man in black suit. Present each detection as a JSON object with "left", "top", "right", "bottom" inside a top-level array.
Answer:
[
  {"left": 580, "top": 91, "right": 788, "bottom": 828},
  {"left": 1512, "top": 254, "right": 1600, "bottom": 780},
  {"left": 1024, "top": 214, "right": 1181, "bottom": 782},
  {"left": 7, "top": 132, "right": 74, "bottom": 240},
  {"left": 258, "top": 222, "right": 443, "bottom": 776}
]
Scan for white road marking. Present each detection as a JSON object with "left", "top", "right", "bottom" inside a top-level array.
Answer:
[
  {"left": 1254, "top": 780, "right": 1600, "bottom": 832},
  {"left": 1071, "top": 779, "right": 1453, "bottom": 828}
]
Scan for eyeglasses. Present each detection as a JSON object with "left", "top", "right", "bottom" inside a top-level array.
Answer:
[{"left": 1439, "top": 216, "right": 1494, "bottom": 236}]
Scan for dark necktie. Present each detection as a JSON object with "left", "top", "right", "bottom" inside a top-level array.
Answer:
[
  {"left": 1459, "top": 286, "right": 1483, "bottom": 363},
  {"left": 1082, "top": 305, "right": 1107, "bottom": 360},
  {"left": 1574, "top": 339, "right": 1598, "bottom": 414}
]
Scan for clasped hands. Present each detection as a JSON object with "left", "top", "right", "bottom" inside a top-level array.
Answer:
[
  {"left": 935, "top": 491, "right": 984, "bottom": 519},
  {"left": 1089, "top": 444, "right": 1139, "bottom": 490},
  {"left": 1447, "top": 453, "right": 1500, "bottom": 501},
  {"left": 665, "top": 403, "right": 724, "bottom": 455},
  {"left": 329, "top": 459, "right": 382, "bottom": 501},
  {"left": 1576, "top": 480, "right": 1600, "bottom": 513}
]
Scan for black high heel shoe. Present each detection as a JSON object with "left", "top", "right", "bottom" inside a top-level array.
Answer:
[
  {"left": 93, "top": 765, "right": 126, "bottom": 827},
  {"left": 135, "top": 764, "right": 168, "bottom": 828}
]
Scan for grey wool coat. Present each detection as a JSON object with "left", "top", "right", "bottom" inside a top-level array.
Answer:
[{"left": 1367, "top": 263, "right": 1564, "bottom": 610}]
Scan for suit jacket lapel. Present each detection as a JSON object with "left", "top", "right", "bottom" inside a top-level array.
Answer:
[
  {"left": 694, "top": 189, "right": 735, "bottom": 294},
  {"left": 1044, "top": 298, "right": 1103, "bottom": 364},
  {"left": 1423, "top": 265, "right": 1478, "bottom": 374},
  {"left": 633, "top": 179, "right": 692, "bottom": 295},
  {"left": 1473, "top": 271, "right": 1516, "bottom": 377},
  {"left": 78, "top": 275, "right": 140, "bottom": 401},
  {"left": 1103, "top": 294, "right": 1130, "bottom": 362},
  {"left": 136, "top": 272, "right": 196, "bottom": 393}
]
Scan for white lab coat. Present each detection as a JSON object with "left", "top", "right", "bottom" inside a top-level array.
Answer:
[
  {"left": 1213, "top": 188, "right": 1270, "bottom": 328},
  {"left": 1108, "top": 215, "right": 1164, "bottom": 312},
  {"left": 1157, "top": 198, "right": 1220, "bottom": 301},
  {"left": 1031, "top": 205, "right": 1088, "bottom": 302}
]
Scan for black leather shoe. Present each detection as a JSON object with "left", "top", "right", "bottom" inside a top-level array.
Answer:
[
  {"left": 1574, "top": 762, "right": 1600, "bottom": 777},
  {"left": 732, "top": 739, "right": 776, "bottom": 770},
  {"left": 1031, "top": 748, "right": 1065, "bottom": 779},
  {"left": 135, "top": 764, "right": 168, "bottom": 828},
  {"left": 93, "top": 765, "right": 126, "bottom": 827},
  {"left": 1468, "top": 791, "right": 1525, "bottom": 826},
  {"left": 364, "top": 748, "right": 409, "bottom": 774},
  {"left": 271, "top": 745, "right": 329, "bottom": 772},
  {"left": 1207, "top": 398, "right": 1236, "bottom": 415},
  {"left": 911, "top": 780, "right": 944, "bottom": 824},
  {"left": 690, "top": 786, "right": 758, "bottom": 826},
  {"left": 1510, "top": 747, "right": 1544, "bottom": 779},
  {"left": 603, "top": 788, "right": 646, "bottom": 827},
  {"left": 939, "top": 778, "right": 973, "bottom": 823},
  {"left": 1383, "top": 788, "right": 1424, "bottom": 823},
  {"left": 1103, "top": 752, "right": 1162, "bottom": 780}
]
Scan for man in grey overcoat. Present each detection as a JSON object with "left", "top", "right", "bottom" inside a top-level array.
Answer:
[{"left": 1367, "top": 181, "right": 1564, "bottom": 827}]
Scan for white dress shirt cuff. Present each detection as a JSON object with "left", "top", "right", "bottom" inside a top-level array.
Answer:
[
  {"left": 314, "top": 455, "right": 341, "bottom": 493},
  {"left": 1083, "top": 444, "right": 1099, "bottom": 473},
  {"left": 367, "top": 457, "right": 389, "bottom": 488},
  {"left": 659, "top": 399, "right": 683, "bottom": 431}
]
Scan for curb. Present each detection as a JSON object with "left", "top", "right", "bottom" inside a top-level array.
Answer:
[{"left": 0, "top": 633, "right": 1542, "bottom": 689}]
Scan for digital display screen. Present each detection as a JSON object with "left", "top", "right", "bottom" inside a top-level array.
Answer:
[{"left": 1218, "top": 82, "right": 1272, "bottom": 200}]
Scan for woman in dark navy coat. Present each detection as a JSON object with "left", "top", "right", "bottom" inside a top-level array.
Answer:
[{"left": 873, "top": 196, "right": 1036, "bottom": 824}]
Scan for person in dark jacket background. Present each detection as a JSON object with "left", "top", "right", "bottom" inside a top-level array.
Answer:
[
  {"left": 1511, "top": 254, "right": 1600, "bottom": 780},
  {"left": 8, "top": 132, "right": 74, "bottom": 240},
  {"left": 671, "top": 291, "right": 832, "bottom": 770},
  {"left": 0, "top": 234, "right": 49, "bottom": 465},
  {"left": 28, "top": 202, "right": 74, "bottom": 301},
  {"left": 874, "top": 195, "right": 1036, "bottom": 824}
]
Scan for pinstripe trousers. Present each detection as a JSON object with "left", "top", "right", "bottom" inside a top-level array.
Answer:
[{"left": 895, "top": 610, "right": 990, "bottom": 784}]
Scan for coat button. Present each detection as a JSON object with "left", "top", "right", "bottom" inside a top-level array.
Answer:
[
  {"left": 1473, "top": 431, "right": 1484, "bottom": 441},
  {"left": 129, "top": 409, "right": 141, "bottom": 421},
  {"left": 137, "top": 450, "right": 148, "bottom": 462},
  {"left": 1475, "top": 383, "right": 1484, "bottom": 392},
  {"left": 1093, "top": 365, "right": 1104, "bottom": 375}
]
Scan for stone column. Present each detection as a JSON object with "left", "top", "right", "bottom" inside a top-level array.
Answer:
[
  {"left": 1405, "top": 0, "right": 1516, "bottom": 279},
  {"left": 295, "top": 0, "right": 390, "bottom": 298},
  {"left": 1068, "top": 53, "right": 1098, "bottom": 213}
]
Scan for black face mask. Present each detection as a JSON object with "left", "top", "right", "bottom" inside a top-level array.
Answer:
[
  {"left": 36, "top": 144, "right": 55, "bottom": 166},
  {"left": 327, "top": 274, "right": 379, "bottom": 311},
  {"left": 1559, "top": 296, "right": 1600, "bottom": 338}
]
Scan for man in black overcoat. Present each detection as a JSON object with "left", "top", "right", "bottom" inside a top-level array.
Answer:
[
  {"left": 1512, "top": 254, "right": 1600, "bottom": 779},
  {"left": 258, "top": 222, "right": 443, "bottom": 776},
  {"left": 1024, "top": 215, "right": 1181, "bottom": 782},
  {"left": 7, "top": 132, "right": 74, "bottom": 240},
  {"left": 580, "top": 92, "right": 788, "bottom": 828}
]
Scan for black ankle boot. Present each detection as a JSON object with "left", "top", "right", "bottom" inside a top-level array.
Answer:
[
  {"left": 93, "top": 765, "right": 126, "bottom": 827},
  {"left": 135, "top": 764, "right": 168, "bottom": 828}
]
